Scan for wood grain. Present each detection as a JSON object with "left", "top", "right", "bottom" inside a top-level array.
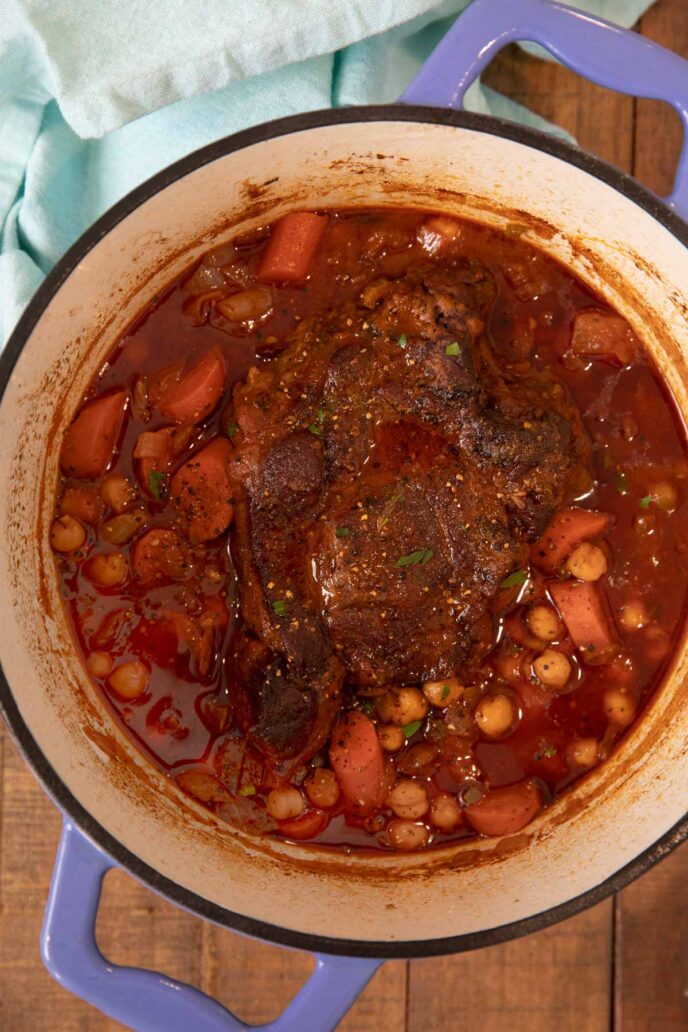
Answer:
[
  {"left": 615, "top": 844, "right": 688, "bottom": 1032},
  {"left": 483, "top": 45, "right": 635, "bottom": 173},
  {"left": 2, "top": 3, "right": 688, "bottom": 1029},
  {"left": 408, "top": 900, "right": 614, "bottom": 1032}
]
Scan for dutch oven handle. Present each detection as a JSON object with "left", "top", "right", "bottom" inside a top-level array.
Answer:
[
  {"left": 41, "top": 821, "right": 381, "bottom": 1032},
  {"left": 400, "top": 0, "right": 688, "bottom": 221}
]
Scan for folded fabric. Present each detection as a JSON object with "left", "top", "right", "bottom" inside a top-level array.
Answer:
[{"left": 0, "top": 0, "right": 654, "bottom": 343}]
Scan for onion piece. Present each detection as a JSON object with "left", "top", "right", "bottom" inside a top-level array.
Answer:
[
  {"left": 216, "top": 286, "right": 273, "bottom": 323},
  {"left": 222, "top": 262, "right": 252, "bottom": 288},
  {"left": 134, "top": 428, "right": 173, "bottom": 460},
  {"left": 185, "top": 263, "right": 228, "bottom": 295},
  {"left": 203, "top": 242, "right": 239, "bottom": 267},
  {"left": 99, "top": 511, "right": 148, "bottom": 545},
  {"left": 183, "top": 288, "right": 225, "bottom": 325},
  {"left": 132, "top": 376, "right": 150, "bottom": 422}
]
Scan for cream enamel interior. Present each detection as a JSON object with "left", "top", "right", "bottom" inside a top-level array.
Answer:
[{"left": 0, "top": 118, "right": 687, "bottom": 948}]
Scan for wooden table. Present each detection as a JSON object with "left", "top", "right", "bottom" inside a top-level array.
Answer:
[{"left": 2, "top": 1, "right": 688, "bottom": 1028}]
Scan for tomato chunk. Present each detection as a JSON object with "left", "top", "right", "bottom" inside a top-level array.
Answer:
[
  {"left": 531, "top": 507, "right": 614, "bottom": 574},
  {"left": 171, "top": 437, "right": 234, "bottom": 543},
  {"left": 131, "top": 528, "right": 194, "bottom": 586},
  {"left": 60, "top": 389, "right": 127, "bottom": 478},
  {"left": 549, "top": 579, "right": 616, "bottom": 661},
  {"left": 157, "top": 349, "right": 226, "bottom": 423},
  {"left": 277, "top": 810, "right": 327, "bottom": 840},
  {"left": 258, "top": 212, "right": 327, "bottom": 284},
  {"left": 329, "top": 711, "right": 385, "bottom": 811},
  {"left": 571, "top": 310, "right": 640, "bottom": 367},
  {"left": 465, "top": 781, "right": 542, "bottom": 837}
]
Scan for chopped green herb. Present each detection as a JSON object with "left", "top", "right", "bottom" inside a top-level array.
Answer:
[
  {"left": 639, "top": 495, "right": 652, "bottom": 508},
  {"left": 441, "top": 683, "right": 451, "bottom": 701},
  {"left": 335, "top": 526, "right": 350, "bottom": 538},
  {"left": 500, "top": 569, "right": 527, "bottom": 589},
  {"left": 445, "top": 341, "right": 461, "bottom": 357},
  {"left": 615, "top": 471, "right": 628, "bottom": 495},
  {"left": 225, "top": 421, "right": 239, "bottom": 439},
  {"left": 401, "top": 720, "right": 422, "bottom": 738},
  {"left": 360, "top": 701, "right": 374, "bottom": 715},
  {"left": 397, "top": 333, "right": 407, "bottom": 349},
  {"left": 379, "top": 492, "right": 403, "bottom": 529},
  {"left": 534, "top": 744, "right": 557, "bottom": 761},
  {"left": 238, "top": 784, "right": 257, "bottom": 797},
  {"left": 317, "top": 408, "right": 325, "bottom": 423},
  {"left": 272, "top": 600, "right": 287, "bottom": 617},
  {"left": 307, "top": 423, "right": 323, "bottom": 437},
  {"left": 148, "top": 469, "right": 168, "bottom": 500},
  {"left": 396, "top": 548, "right": 434, "bottom": 568}
]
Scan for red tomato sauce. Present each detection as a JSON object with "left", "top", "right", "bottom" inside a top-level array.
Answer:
[{"left": 51, "top": 210, "right": 688, "bottom": 852}]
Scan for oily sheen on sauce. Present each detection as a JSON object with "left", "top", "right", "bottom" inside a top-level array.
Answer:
[{"left": 51, "top": 209, "right": 688, "bottom": 853}]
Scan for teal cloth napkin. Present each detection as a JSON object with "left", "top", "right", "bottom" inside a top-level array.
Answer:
[{"left": 1, "top": 0, "right": 653, "bottom": 343}]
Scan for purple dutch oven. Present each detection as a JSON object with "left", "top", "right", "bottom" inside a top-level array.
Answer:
[{"left": 1, "top": 1, "right": 688, "bottom": 1029}]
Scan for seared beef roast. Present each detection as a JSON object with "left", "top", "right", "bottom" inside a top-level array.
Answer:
[{"left": 227, "top": 262, "right": 589, "bottom": 766}]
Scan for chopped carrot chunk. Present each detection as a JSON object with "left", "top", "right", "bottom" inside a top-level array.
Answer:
[
  {"left": 531, "top": 507, "right": 614, "bottom": 574},
  {"left": 258, "top": 212, "right": 327, "bottom": 284},
  {"left": 157, "top": 349, "right": 225, "bottom": 423},
  {"left": 329, "top": 711, "right": 385, "bottom": 812},
  {"left": 549, "top": 579, "right": 617, "bottom": 662},
  {"left": 60, "top": 389, "right": 127, "bottom": 478},
  {"left": 59, "top": 485, "right": 104, "bottom": 525},
  {"left": 465, "top": 781, "right": 542, "bottom": 837},
  {"left": 170, "top": 437, "right": 234, "bottom": 543}
]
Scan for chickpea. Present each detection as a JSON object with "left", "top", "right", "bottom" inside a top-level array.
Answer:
[
  {"left": 50, "top": 515, "right": 86, "bottom": 553},
  {"left": 100, "top": 473, "right": 136, "bottom": 513},
  {"left": 567, "top": 737, "right": 600, "bottom": 771},
  {"left": 527, "top": 604, "right": 562, "bottom": 642},
  {"left": 429, "top": 793, "right": 463, "bottom": 832},
  {"left": 388, "top": 819, "right": 430, "bottom": 851},
  {"left": 650, "top": 480, "right": 678, "bottom": 511},
  {"left": 422, "top": 676, "right": 463, "bottom": 708},
  {"left": 533, "top": 649, "right": 572, "bottom": 690},
  {"left": 87, "top": 651, "right": 114, "bottom": 678},
  {"left": 603, "top": 688, "right": 637, "bottom": 727},
  {"left": 108, "top": 660, "right": 149, "bottom": 700},
  {"left": 566, "top": 542, "right": 608, "bottom": 582},
  {"left": 376, "top": 687, "right": 428, "bottom": 726},
  {"left": 305, "top": 769, "right": 340, "bottom": 809},
  {"left": 378, "top": 724, "right": 405, "bottom": 752},
  {"left": 474, "top": 693, "right": 516, "bottom": 738},
  {"left": 387, "top": 779, "right": 429, "bottom": 820},
  {"left": 87, "top": 551, "right": 128, "bottom": 587},
  {"left": 267, "top": 785, "right": 304, "bottom": 821},
  {"left": 620, "top": 600, "right": 649, "bottom": 630}
]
